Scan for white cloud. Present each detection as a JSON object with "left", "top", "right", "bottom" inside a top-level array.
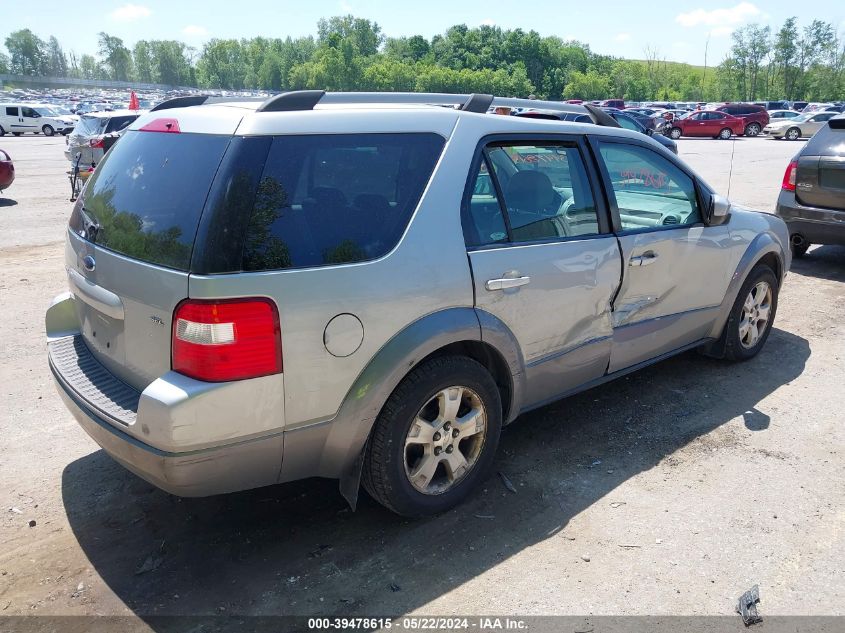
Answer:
[
  {"left": 615, "top": 32, "right": 631, "bottom": 42},
  {"left": 182, "top": 25, "right": 209, "bottom": 38},
  {"left": 110, "top": 3, "right": 151, "bottom": 21},
  {"left": 676, "top": 2, "right": 760, "bottom": 28},
  {"left": 481, "top": 18, "right": 495, "bottom": 26},
  {"left": 339, "top": 0, "right": 353, "bottom": 12}
]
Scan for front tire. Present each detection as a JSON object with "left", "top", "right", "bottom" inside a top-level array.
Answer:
[
  {"left": 42, "top": 124, "right": 55, "bottom": 137},
  {"left": 786, "top": 127, "right": 801, "bottom": 141},
  {"left": 363, "top": 356, "right": 502, "bottom": 517},
  {"left": 719, "top": 128, "right": 732, "bottom": 140},
  {"left": 744, "top": 122, "right": 761, "bottom": 137},
  {"left": 0, "top": 126, "right": 5, "bottom": 136},
  {"left": 723, "top": 264, "right": 779, "bottom": 361},
  {"left": 669, "top": 127, "right": 682, "bottom": 140}
]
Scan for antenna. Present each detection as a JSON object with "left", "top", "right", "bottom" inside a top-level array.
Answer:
[{"left": 726, "top": 134, "right": 737, "bottom": 199}]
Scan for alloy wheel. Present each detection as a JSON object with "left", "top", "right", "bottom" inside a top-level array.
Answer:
[
  {"left": 786, "top": 128, "right": 800, "bottom": 141},
  {"left": 404, "top": 386, "right": 487, "bottom": 495},
  {"left": 739, "top": 281, "right": 772, "bottom": 349}
]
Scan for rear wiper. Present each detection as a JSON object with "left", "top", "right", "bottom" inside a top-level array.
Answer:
[{"left": 79, "top": 205, "right": 100, "bottom": 243}]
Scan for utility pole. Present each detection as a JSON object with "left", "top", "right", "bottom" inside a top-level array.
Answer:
[{"left": 702, "top": 33, "right": 710, "bottom": 101}]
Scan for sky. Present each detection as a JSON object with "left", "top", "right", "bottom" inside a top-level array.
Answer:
[{"left": 4, "top": 0, "right": 844, "bottom": 66}]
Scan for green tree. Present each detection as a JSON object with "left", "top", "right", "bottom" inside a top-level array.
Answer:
[
  {"left": 45, "top": 36, "right": 68, "bottom": 76},
  {"left": 97, "top": 32, "right": 133, "bottom": 81},
  {"left": 133, "top": 41, "right": 154, "bottom": 83},
  {"left": 563, "top": 70, "right": 611, "bottom": 100},
  {"left": 4, "top": 29, "right": 47, "bottom": 75}
]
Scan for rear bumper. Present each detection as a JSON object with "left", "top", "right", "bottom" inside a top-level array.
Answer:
[
  {"left": 775, "top": 190, "right": 845, "bottom": 245},
  {"left": 48, "top": 333, "right": 285, "bottom": 497}
]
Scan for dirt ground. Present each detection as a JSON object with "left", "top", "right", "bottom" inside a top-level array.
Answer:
[{"left": 0, "top": 134, "right": 843, "bottom": 627}]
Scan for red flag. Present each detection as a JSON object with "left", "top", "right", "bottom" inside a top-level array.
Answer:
[{"left": 129, "top": 90, "right": 139, "bottom": 111}]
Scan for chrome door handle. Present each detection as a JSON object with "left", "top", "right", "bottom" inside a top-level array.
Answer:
[
  {"left": 486, "top": 276, "right": 531, "bottom": 291},
  {"left": 629, "top": 252, "right": 658, "bottom": 267}
]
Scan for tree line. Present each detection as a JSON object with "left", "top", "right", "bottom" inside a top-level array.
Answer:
[{"left": 2, "top": 16, "right": 843, "bottom": 101}]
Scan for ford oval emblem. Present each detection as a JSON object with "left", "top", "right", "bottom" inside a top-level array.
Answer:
[{"left": 82, "top": 255, "right": 96, "bottom": 272}]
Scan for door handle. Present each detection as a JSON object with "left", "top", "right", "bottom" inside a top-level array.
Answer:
[
  {"left": 629, "top": 252, "right": 659, "bottom": 267},
  {"left": 486, "top": 276, "right": 531, "bottom": 291}
]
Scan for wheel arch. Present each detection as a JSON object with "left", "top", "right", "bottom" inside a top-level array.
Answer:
[
  {"left": 700, "top": 232, "right": 785, "bottom": 357},
  {"left": 278, "top": 307, "right": 524, "bottom": 508}
]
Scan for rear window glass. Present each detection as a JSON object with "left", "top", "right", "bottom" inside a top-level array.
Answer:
[
  {"left": 105, "top": 115, "right": 138, "bottom": 133},
  {"left": 76, "top": 116, "right": 107, "bottom": 136},
  {"left": 240, "top": 133, "right": 445, "bottom": 271},
  {"left": 70, "top": 130, "right": 230, "bottom": 270}
]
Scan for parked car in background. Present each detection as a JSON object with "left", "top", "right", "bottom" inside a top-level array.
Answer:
[
  {"left": 516, "top": 108, "right": 678, "bottom": 154},
  {"left": 64, "top": 109, "right": 143, "bottom": 166},
  {"left": 755, "top": 101, "right": 790, "bottom": 111},
  {"left": 711, "top": 104, "right": 769, "bottom": 137},
  {"left": 45, "top": 91, "right": 790, "bottom": 516},
  {"left": 0, "top": 102, "right": 76, "bottom": 136},
  {"left": 792, "top": 101, "right": 809, "bottom": 112},
  {"left": 802, "top": 103, "right": 834, "bottom": 113},
  {"left": 776, "top": 114, "right": 845, "bottom": 257},
  {"left": 767, "top": 109, "right": 802, "bottom": 122},
  {"left": 32, "top": 105, "right": 77, "bottom": 135},
  {"left": 0, "top": 149, "right": 13, "bottom": 192},
  {"left": 668, "top": 110, "right": 745, "bottom": 139},
  {"left": 763, "top": 111, "right": 838, "bottom": 140},
  {"left": 600, "top": 99, "right": 625, "bottom": 109}
]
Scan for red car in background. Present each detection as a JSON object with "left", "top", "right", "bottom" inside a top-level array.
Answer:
[
  {"left": 711, "top": 103, "right": 770, "bottom": 137},
  {"left": 667, "top": 110, "right": 745, "bottom": 139},
  {"left": 0, "top": 149, "right": 14, "bottom": 193},
  {"left": 600, "top": 99, "right": 625, "bottom": 109}
]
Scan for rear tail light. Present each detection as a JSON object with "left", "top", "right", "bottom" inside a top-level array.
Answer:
[
  {"left": 781, "top": 160, "right": 798, "bottom": 191},
  {"left": 89, "top": 138, "right": 104, "bottom": 148},
  {"left": 172, "top": 298, "right": 282, "bottom": 382}
]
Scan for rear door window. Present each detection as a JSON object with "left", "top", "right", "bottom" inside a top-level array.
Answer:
[
  {"left": 70, "top": 130, "right": 231, "bottom": 270},
  {"left": 5, "top": 106, "right": 18, "bottom": 116},
  {"left": 240, "top": 133, "right": 445, "bottom": 271}
]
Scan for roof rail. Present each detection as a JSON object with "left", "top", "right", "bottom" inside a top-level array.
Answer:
[
  {"left": 150, "top": 95, "right": 209, "bottom": 112},
  {"left": 257, "top": 90, "right": 326, "bottom": 112},
  {"left": 151, "top": 95, "right": 266, "bottom": 112},
  {"left": 461, "top": 94, "right": 495, "bottom": 113},
  {"left": 153, "top": 91, "right": 620, "bottom": 128}
]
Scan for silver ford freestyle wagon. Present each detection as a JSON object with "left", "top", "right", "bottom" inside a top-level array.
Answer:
[{"left": 47, "top": 92, "right": 791, "bottom": 516}]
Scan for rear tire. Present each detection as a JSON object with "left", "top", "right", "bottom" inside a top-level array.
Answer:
[
  {"left": 719, "top": 128, "right": 732, "bottom": 140},
  {"left": 669, "top": 127, "right": 682, "bottom": 140},
  {"left": 42, "top": 124, "right": 55, "bottom": 137},
  {"left": 363, "top": 356, "right": 502, "bottom": 517},
  {"left": 744, "top": 122, "right": 761, "bottom": 137},
  {"left": 786, "top": 127, "right": 801, "bottom": 141},
  {"left": 723, "top": 264, "right": 779, "bottom": 361}
]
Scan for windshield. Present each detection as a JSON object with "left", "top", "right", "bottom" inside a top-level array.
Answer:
[{"left": 792, "top": 113, "right": 813, "bottom": 122}]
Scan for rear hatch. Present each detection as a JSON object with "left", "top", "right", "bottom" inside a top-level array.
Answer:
[
  {"left": 795, "top": 117, "right": 845, "bottom": 210},
  {"left": 67, "top": 126, "right": 232, "bottom": 391}
]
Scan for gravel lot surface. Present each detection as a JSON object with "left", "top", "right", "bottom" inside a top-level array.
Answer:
[{"left": 0, "top": 134, "right": 842, "bottom": 627}]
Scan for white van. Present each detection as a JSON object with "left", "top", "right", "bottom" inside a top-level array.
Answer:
[{"left": 0, "top": 103, "right": 76, "bottom": 136}]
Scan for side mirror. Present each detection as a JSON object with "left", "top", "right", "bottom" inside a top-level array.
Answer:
[{"left": 706, "top": 193, "right": 731, "bottom": 225}]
